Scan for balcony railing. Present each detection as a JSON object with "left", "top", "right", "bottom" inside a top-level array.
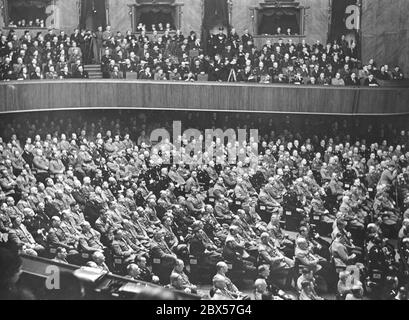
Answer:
[{"left": 0, "top": 79, "right": 408, "bottom": 115}]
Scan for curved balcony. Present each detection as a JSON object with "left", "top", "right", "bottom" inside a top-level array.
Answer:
[{"left": 0, "top": 79, "right": 408, "bottom": 115}]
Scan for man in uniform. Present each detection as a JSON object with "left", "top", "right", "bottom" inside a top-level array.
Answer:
[
  {"left": 339, "top": 195, "right": 366, "bottom": 230},
  {"left": 95, "top": 209, "right": 117, "bottom": 238},
  {"left": 89, "top": 251, "right": 111, "bottom": 272},
  {"left": 330, "top": 232, "right": 357, "bottom": 268},
  {"left": 32, "top": 149, "right": 49, "bottom": 184},
  {"left": 144, "top": 198, "right": 162, "bottom": 225},
  {"left": 205, "top": 161, "right": 219, "bottom": 183},
  {"left": 258, "top": 232, "right": 294, "bottom": 284},
  {"left": 294, "top": 237, "right": 327, "bottom": 274},
  {"left": 49, "top": 152, "right": 65, "bottom": 177},
  {"left": 214, "top": 27, "right": 227, "bottom": 55},
  {"left": 53, "top": 247, "right": 69, "bottom": 264},
  {"left": 136, "top": 179, "right": 153, "bottom": 206},
  {"left": 47, "top": 216, "right": 79, "bottom": 256},
  {"left": 129, "top": 210, "right": 151, "bottom": 244},
  {"left": 258, "top": 185, "right": 282, "bottom": 215},
  {"left": 186, "top": 187, "right": 205, "bottom": 218},
  {"left": 378, "top": 161, "right": 398, "bottom": 192},
  {"left": 211, "top": 177, "right": 229, "bottom": 198},
  {"left": 16, "top": 192, "right": 33, "bottom": 212},
  {"left": 234, "top": 176, "right": 251, "bottom": 206},
  {"left": 135, "top": 255, "right": 160, "bottom": 284},
  {"left": 5, "top": 197, "right": 24, "bottom": 220},
  {"left": 311, "top": 191, "right": 335, "bottom": 223},
  {"left": 214, "top": 261, "right": 248, "bottom": 299},
  {"left": 170, "top": 259, "right": 197, "bottom": 294},
  {"left": 365, "top": 166, "right": 380, "bottom": 198},
  {"left": 8, "top": 216, "right": 45, "bottom": 256},
  {"left": 214, "top": 194, "right": 233, "bottom": 223},
  {"left": 267, "top": 214, "right": 294, "bottom": 253},
  {"left": 157, "top": 190, "right": 174, "bottom": 212},
  {"left": 223, "top": 225, "right": 257, "bottom": 269},
  {"left": 126, "top": 263, "right": 142, "bottom": 281},
  {"left": 0, "top": 168, "right": 17, "bottom": 199},
  {"left": 211, "top": 274, "right": 238, "bottom": 300},
  {"left": 0, "top": 205, "right": 12, "bottom": 236},
  {"left": 122, "top": 219, "right": 150, "bottom": 256},
  {"left": 150, "top": 230, "right": 177, "bottom": 268},
  {"left": 232, "top": 209, "right": 258, "bottom": 239},
  {"left": 111, "top": 228, "right": 137, "bottom": 264},
  {"left": 185, "top": 171, "right": 200, "bottom": 194},
  {"left": 78, "top": 221, "right": 105, "bottom": 254},
  {"left": 189, "top": 220, "right": 222, "bottom": 267},
  {"left": 329, "top": 172, "right": 344, "bottom": 201}
]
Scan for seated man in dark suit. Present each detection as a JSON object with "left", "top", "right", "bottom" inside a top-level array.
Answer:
[
  {"left": 345, "top": 72, "right": 360, "bottom": 86},
  {"left": 364, "top": 73, "right": 379, "bottom": 87},
  {"left": 110, "top": 65, "right": 123, "bottom": 79},
  {"left": 72, "top": 65, "right": 89, "bottom": 79},
  {"left": 59, "top": 66, "right": 72, "bottom": 79},
  {"left": 135, "top": 255, "right": 160, "bottom": 283},
  {"left": 392, "top": 66, "right": 404, "bottom": 80}
]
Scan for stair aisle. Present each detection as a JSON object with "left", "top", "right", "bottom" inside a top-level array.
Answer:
[{"left": 84, "top": 64, "right": 103, "bottom": 79}]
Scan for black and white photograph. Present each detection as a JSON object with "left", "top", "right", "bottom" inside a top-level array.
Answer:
[{"left": 0, "top": 0, "right": 409, "bottom": 308}]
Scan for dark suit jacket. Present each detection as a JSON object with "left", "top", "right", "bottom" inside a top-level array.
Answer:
[
  {"left": 72, "top": 70, "right": 89, "bottom": 79},
  {"left": 110, "top": 71, "right": 123, "bottom": 79}
]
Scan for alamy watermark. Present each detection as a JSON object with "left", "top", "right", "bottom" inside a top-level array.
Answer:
[
  {"left": 148, "top": 121, "right": 259, "bottom": 166},
  {"left": 45, "top": 265, "right": 60, "bottom": 290}
]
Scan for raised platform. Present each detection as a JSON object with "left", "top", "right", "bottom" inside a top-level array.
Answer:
[{"left": 0, "top": 80, "right": 408, "bottom": 115}]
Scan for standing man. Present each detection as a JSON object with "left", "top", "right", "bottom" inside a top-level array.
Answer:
[
  {"left": 102, "top": 25, "right": 113, "bottom": 49},
  {"left": 94, "top": 26, "right": 104, "bottom": 64}
]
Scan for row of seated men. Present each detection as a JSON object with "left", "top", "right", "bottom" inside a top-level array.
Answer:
[
  {"left": 41, "top": 214, "right": 409, "bottom": 300},
  {"left": 1, "top": 23, "right": 406, "bottom": 84},
  {"left": 1, "top": 129, "right": 409, "bottom": 298}
]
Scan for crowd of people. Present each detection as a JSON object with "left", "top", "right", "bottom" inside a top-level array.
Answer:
[
  {"left": 1, "top": 110, "right": 409, "bottom": 300},
  {"left": 0, "top": 24, "right": 406, "bottom": 84},
  {"left": 8, "top": 19, "right": 46, "bottom": 29}
]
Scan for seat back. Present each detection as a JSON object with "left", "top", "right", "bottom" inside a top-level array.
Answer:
[
  {"left": 125, "top": 72, "right": 138, "bottom": 80},
  {"left": 197, "top": 74, "right": 209, "bottom": 82}
]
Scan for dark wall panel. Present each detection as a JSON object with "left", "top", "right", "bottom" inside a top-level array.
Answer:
[{"left": 361, "top": 0, "right": 409, "bottom": 77}]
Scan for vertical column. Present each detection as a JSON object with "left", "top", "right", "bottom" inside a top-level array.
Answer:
[
  {"left": 227, "top": 0, "right": 233, "bottom": 27},
  {"left": 77, "top": 0, "right": 81, "bottom": 28},
  {"left": 200, "top": 0, "right": 205, "bottom": 32},
  {"left": 327, "top": 0, "right": 332, "bottom": 43},
  {"left": 176, "top": 4, "right": 183, "bottom": 30},
  {"left": 128, "top": 5, "right": 134, "bottom": 32},
  {"left": 1, "top": 0, "right": 8, "bottom": 26},
  {"left": 356, "top": 0, "right": 362, "bottom": 59},
  {"left": 249, "top": 7, "right": 257, "bottom": 35},
  {"left": 105, "top": 0, "right": 109, "bottom": 25}
]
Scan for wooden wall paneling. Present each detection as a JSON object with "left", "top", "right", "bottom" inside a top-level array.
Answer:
[{"left": 0, "top": 80, "right": 408, "bottom": 115}]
